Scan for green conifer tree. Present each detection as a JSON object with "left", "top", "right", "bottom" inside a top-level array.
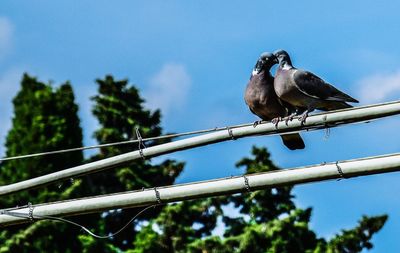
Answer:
[
  {"left": 0, "top": 73, "right": 84, "bottom": 253},
  {"left": 78, "top": 75, "right": 184, "bottom": 251}
]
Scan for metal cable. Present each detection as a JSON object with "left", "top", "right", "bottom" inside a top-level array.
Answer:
[
  {"left": 0, "top": 106, "right": 380, "bottom": 163},
  {"left": 135, "top": 127, "right": 147, "bottom": 160},
  {"left": 1, "top": 204, "right": 161, "bottom": 239},
  {"left": 0, "top": 124, "right": 252, "bottom": 162}
]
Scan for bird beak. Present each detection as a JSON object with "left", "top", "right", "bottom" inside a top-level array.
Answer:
[{"left": 273, "top": 57, "right": 278, "bottom": 64}]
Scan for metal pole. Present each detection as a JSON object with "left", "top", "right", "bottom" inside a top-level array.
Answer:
[
  {"left": 1, "top": 100, "right": 400, "bottom": 196},
  {"left": 1, "top": 152, "right": 400, "bottom": 227}
]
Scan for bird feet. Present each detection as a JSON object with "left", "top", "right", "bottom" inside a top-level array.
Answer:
[
  {"left": 284, "top": 114, "right": 296, "bottom": 126},
  {"left": 271, "top": 117, "right": 282, "bottom": 128},
  {"left": 253, "top": 120, "right": 262, "bottom": 128},
  {"left": 298, "top": 111, "right": 309, "bottom": 125}
]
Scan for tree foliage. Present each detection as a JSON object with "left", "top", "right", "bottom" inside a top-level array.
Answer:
[
  {"left": 76, "top": 75, "right": 184, "bottom": 250},
  {"left": 132, "top": 147, "right": 387, "bottom": 253},
  {"left": 0, "top": 73, "right": 84, "bottom": 252}
]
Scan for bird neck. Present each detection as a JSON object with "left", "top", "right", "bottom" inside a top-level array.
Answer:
[
  {"left": 280, "top": 61, "right": 293, "bottom": 70},
  {"left": 252, "top": 67, "right": 272, "bottom": 78},
  {"left": 252, "top": 67, "right": 266, "bottom": 76},
  {"left": 252, "top": 68, "right": 260, "bottom": 76}
]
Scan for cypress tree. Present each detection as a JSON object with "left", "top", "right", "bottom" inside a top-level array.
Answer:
[
  {"left": 78, "top": 75, "right": 184, "bottom": 251},
  {"left": 0, "top": 73, "right": 84, "bottom": 252}
]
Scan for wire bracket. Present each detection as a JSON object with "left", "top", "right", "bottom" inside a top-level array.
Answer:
[
  {"left": 227, "top": 127, "right": 236, "bottom": 140},
  {"left": 335, "top": 161, "right": 346, "bottom": 180},
  {"left": 243, "top": 175, "right": 251, "bottom": 192},
  {"left": 135, "top": 127, "right": 147, "bottom": 159},
  {"left": 28, "top": 202, "right": 35, "bottom": 222},
  {"left": 154, "top": 187, "right": 161, "bottom": 204}
]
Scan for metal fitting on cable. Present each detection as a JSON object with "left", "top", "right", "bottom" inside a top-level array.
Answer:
[
  {"left": 243, "top": 175, "right": 251, "bottom": 192},
  {"left": 335, "top": 161, "right": 346, "bottom": 180},
  {"left": 135, "top": 127, "right": 147, "bottom": 159},
  {"left": 227, "top": 127, "right": 236, "bottom": 140},
  {"left": 154, "top": 187, "right": 161, "bottom": 204},
  {"left": 28, "top": 202, "right": 34, "bottom": 222}
]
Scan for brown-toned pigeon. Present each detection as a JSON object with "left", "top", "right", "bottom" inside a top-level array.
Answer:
[
  {"left": 245, "top": 52, "right": 305, "bottom": 150},
  {"left": 273, "top": 50, "right": 358, "bottom": 124}
]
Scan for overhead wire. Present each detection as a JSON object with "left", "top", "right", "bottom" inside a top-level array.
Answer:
[
  {"left": 1, "top": 204, "right": 162, "bottom": 239},
  {"left": 2, "top": 151, "right": 400, "bottom": 228},
  {"left": 0, "top": 115, "right": 379, "bottom": 163},
  {"left": 1, "top": 100, "right": 399, "bottom": 198},
  {"left": 0, "top": 123, "right": 252, "bottom": 162},
  {"left": 1, "top": 100, "right": 400, "bottom": 234},
  {"left": 0, "top": 100, "right": 398, "bottom": 163}
]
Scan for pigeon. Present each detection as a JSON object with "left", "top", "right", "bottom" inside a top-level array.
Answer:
[
  {"left": 273, "top": 50, "right": 359, "bottom": 124},
  {"left": 245, "top": 52, "right": 305, "bottom": 150}
]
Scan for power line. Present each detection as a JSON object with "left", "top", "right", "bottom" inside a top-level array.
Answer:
[
  {"left": 1, "top": 152, "right": 400, "bottom": 227},
  {"left": 0, "top": 124, "right": 251, "bottom": 162},
  {"left": 0, "top": 100, "right": 399, "bottom": 197},
  {"left": 1, "top": 100, "right": 397, "bottom": 162}
]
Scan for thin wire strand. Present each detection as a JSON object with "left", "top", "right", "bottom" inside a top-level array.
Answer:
[
  {"left": 2, "top": 204, "right": 161, "bottom": 239},
  {"left": 0, "top": 124, "right": 250, "bottom": 162}
]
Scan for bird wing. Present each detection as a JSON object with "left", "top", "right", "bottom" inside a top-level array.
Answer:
[
  {"left": 293, "top": 70, "right": 358, "bottom": 103},
  {"left": 248, "top": 106, "right": 257, "bottom": 116}
]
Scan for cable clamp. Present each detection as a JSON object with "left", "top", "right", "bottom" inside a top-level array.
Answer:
[
  {"left": 154, "top": 187, "right": 161, "bottom": 204},
  {"left": 335, "top": 161, "right": 346, "bottom": 180},
  {"left": 28, "top": 202, "right": 35, "bottom": 222},
  {"left": 135, "top": 127, "right": 147, "bottom": 159},
  {"left": 243, "top": 175, "right": 251, "bottom": 192},
  {"left": 227, "top": 127, "right": 236, "bottom": 140}
]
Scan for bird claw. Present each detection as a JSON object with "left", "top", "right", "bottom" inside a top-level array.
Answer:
[
  {"left": 284, "top": 117, "right": 290, "bottom": 126},
  {"left": 298, "top": 112, "right": 309, "bottom": 125},
  {"left": 284, "top": 114, "right": 295, "bottom": 126},
  {"left": 271, "top": 117, "right": 281, "bottom": 128},
  {"left": 253, "top": 120, "right": 262, "bottom": 128}
]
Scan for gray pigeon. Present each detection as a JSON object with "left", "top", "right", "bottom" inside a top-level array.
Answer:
[
  {"left": 273, "top": 50, "right": 358, "bottom": 124},
  {"left": 245, "top": 52, "right": 305, "bottom": 150}
]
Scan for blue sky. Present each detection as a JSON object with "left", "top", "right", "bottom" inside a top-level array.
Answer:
[{"left": 1, "top": 1, "right": 400, "bottom": 251}]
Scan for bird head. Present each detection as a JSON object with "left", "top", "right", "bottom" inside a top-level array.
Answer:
[
  {"left": 252, "top": 52, "right": 278, "bottom": 75},
  {"left": 273, "top": 49, "right": 293, "bottom": 68}
]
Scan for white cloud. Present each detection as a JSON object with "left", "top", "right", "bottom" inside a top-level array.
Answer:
[
  {"left": 0, "top": 16, "right": 14, "bottom": 59},
  {"left": 144, "top": 63, "right": 191, "bottom": 115},
  {"left": 357, "top": 70, "right": 400, "bottom": 104},
  {"left": 0, "top": 68, "right": 23, "bottom": 156}
]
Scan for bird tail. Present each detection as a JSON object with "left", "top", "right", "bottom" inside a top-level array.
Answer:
[{"left": 280, "top": 133, "right": 305, "bottom": 150}]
